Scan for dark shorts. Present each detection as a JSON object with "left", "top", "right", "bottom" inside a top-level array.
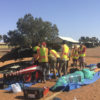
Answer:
[
  {"left": 49, "top": 58, "right": 56, "bottom": 68},
  {"left": 57, "top": 58, "right": 60, "bottom": 63},
  {"left": 49, "top": 56, "right": 56, "bottom": 63},
  {"left": 73, "top": 59, "right": 78, "bottom": 62}
]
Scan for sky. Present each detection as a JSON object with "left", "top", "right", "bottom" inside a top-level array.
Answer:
[{"left": 0, "top": 0, "right": 100, "bottom": 40}]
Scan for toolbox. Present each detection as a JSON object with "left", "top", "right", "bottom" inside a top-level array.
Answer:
[{"left": 23, "top": 87, "right": 49, "bottom": 99}]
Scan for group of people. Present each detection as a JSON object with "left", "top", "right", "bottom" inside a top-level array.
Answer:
[
  {"left": 71, "top": 43, "right": 86, "bottom": 69},
  {"left": 32, "top": 41, "right": 86, "bottom": 83}
]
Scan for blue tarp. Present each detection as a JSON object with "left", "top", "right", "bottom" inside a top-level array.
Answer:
[
  {"left": 3, "top": 82, "right": 36, "bottom": 91},
  {"left": 51, "top": 71, "right": 100, "bottom": 91},
  {"left": 83, "top": 71, "right": 100, "bottom": 85},
  {"left": 86, "top": 64, "right": 97, "bottom": 67},
  {"left": 1, "top": 73, "right": 55, "bottom": 91},
  {"left": 2, "top": 71, "right": 100, "bottom": 91}
]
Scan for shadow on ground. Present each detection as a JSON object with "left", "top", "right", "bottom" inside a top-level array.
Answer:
[
  {"left": 15, "top": 96, "right": 39, "bottom": 100},
  {"left": 69, "top": 68, "right": 79, "bottom": 73}
]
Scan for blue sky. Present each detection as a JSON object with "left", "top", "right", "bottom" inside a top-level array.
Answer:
[{"left": 0, "top": 0, "right": 100, "bottom": 40}]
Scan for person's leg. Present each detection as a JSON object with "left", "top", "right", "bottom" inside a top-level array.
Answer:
[
  {"left": 40, "top": 63, "right": 46, "bottom": 82},
  {"left": 82, "top": 57, "right": 85, "bottom": 69},
  {"left": 58, "top": 60, "right": 64, "bottom": 77},
  {"left": 45, "top": 62, "right": 51, "bottom": 80},
  {"left": 56, "top": 58, "right": 60, "bottom": 75},
  {"left": 79, "top": 57, "right": 82, "bottom": 70},
  {"left": 64, "top": 60, "right": 68, "bottom": 75},
  {"left": 79, "top": 57, "right": 84, "bottom": 69},
  {"left": 72, "top": 59, "right": 75, "bottom": 67},
  {"left": 61, "top": 60, "right": 66, "bottom": 76},
  {"left": 49, "top": 59, "right": 56, "bottom": 78},
  {"left": 53, "top": 62, "right": 57, "bottom": 78},
  {"left": 75, "top": 59, "right": 78, "bottom": 67},
  {"left": 73, "top": 59, "right": 76, "bottom": 68},
  {"left": 43, "top": 63, "right": 47, "bottom": 82},
  {"left": 39, "top": 63, "right": 43, "bottom": 82},
  {"left": 63, "top": 61, "right": 66, "bottom": 75},
  {"left": 48, "top": 57, "right": 52, "bottom": 73}
]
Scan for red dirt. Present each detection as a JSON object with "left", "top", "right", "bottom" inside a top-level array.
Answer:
[{"left": 0, "top": 47, "right": 100, "bottom": 100}]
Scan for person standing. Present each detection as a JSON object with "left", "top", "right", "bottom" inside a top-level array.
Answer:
[
  {"left": 78, "top": 44, "right": 86, "bottom": 69},
  {"left": 49, "top": 49, "right": 60, "bottom": 78},
  {"left": 38, "top": 42, "right": 49, "bottom": 83},
  {"left": 71, "top": 45, "right": 79, "bottom": 68},
  {"left": 58, "top": 40, "right": 69, "bottom": 77},
  {"left": 33, "top": 43, "right": 40, "bottom": 52},
  {"left": 31, "top": 43, "right": 40, "bottom": 65}
]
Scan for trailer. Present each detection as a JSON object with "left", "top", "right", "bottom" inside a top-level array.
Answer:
[{"left": 0, "top": 64, "right": 42, "bottom": 89}]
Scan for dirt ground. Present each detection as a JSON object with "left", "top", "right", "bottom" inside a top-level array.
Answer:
[{"left": 0, "top": 47, "right": 100, "bottom": 100}]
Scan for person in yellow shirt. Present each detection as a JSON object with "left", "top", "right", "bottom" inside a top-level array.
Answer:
[
  {"left": 78, "top": 44, "right": 86, "bottom": 69},
  {"left": 71, "top": 45, "right": 79, "bottom": 68},
  {"left": 31, "top": 43, "right": 40, "bottom": 65},
  {"left": 38, "top": 42, "right": 49, "bottom": 83},
  {"left": 59, "top": 40, "right": 69, "bottom": 77},
  {"left": 33, "top": 43, "right": 40, "bottom": 52},
  {"left": 49, "top": 49, "right": 60, "bottom": 79}
]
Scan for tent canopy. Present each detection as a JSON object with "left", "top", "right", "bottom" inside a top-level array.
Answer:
[{"left": 59, "top": 36, "right": 79, "bottom": 43}]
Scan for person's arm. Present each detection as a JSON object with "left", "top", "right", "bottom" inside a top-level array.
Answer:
[
  {"left": 71, "top": 49, "right": 74, "bottom": 57},
  {"left": 37, "top": 48, "right": 40, "bottom": 61},
  {"left": 82, "top": 46, "right": 86, "bottom": 53},
  {"left": 46, "top": 48, "right": 48, "bottom": 55},
  {"left": 61, "top": 45, "right": 64, "bottom": 54}
]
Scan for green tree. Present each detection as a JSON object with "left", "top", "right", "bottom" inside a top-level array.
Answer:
[
  {"left": 90, "top": 37, "right": 99, "bottom": 46},
  {"left": 17, "top": 14, "right": 58, "bottom": 46},
  {"left": 3, "top": 30, "right": 26, "bottom": 47},
  {"left": 79, "top": 36, "right": 100, "bottom": 47},
  {"left": 79, "top": 36, "right": 86, "bottom": 43},
  {"left": 90, "top": 37, "right": 99, "bottom": 43},
  {"left": 3, "top": 14, "right": 59, "bottom": 47},
  {"left": 0, "top": 35, "right": 2, "bottom": 41}
]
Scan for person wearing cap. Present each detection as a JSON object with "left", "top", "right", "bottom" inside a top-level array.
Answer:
[
  {"left": 38, "top": 42, "right": 49, "bottom": 83},
  {"left": 58, "top": 40, "right": 69, "bottom": 77},
  {"left": 78, "top": 43, "right": 86, "bottom": 69},
  {"left": 71, "top": 44, "right": 79, "bottom": 68},
  {"left": 48, "top": 48, "right": 60, "bottom": 79}
]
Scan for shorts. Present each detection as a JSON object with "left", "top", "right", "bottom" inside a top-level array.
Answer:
[
  {"left": 49, "top": 56, "right": 56, "bottom": 63},
  {"left": 57, "top": 58, "right": 60, "bottom": 63},
  {"left": 73, "top": 59, "right": 78, "bottom": 62}
]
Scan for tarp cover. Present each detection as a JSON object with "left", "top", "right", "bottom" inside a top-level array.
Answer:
[{"left": 50, "top": 71, "right": 100, "bottom": 91}]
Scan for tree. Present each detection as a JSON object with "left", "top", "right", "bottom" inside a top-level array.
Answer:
[
  {"left": 3, "top": 14, "right": 59, "bottom": 47},
  {"left": 90, "top": 37, "right": 99, "bottom": 46},
  {"left": 79, "top": 36, "right": 100, "bottom": 47},
  {"left": 79, "top": 36, "right": 86, "bottom": 43},
  {"left": 0, "top": 35, "right": 2, "bottom": 41},
  {"left": 90, "top": 37, "right": 98, "bottom": 43},
  {"left": 3, "top": 30, "right": 26, "bottom": 46}
]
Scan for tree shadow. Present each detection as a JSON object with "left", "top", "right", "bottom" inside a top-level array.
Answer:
[
  {"left": 4, "top": 91, "right": 13, "bottom": 93},
  {"left": 15, "top": 96, "right": 25, "bottom": 100},
  {"left": 15, "top": 96, "right": 39, "bottom": 100}
]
